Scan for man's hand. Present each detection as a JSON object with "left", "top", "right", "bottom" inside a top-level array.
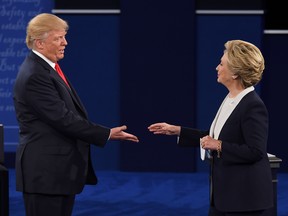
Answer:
[{"left": 110, "top": 125, "right": 139, "bottom": 142}]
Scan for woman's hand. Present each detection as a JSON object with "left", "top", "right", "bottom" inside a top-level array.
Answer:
[
  {"left": 200, "top": 135, "right": 219, "bottom": 151},
  {"left": 148, "top": 122, "right": 180, "bottom": 136}
]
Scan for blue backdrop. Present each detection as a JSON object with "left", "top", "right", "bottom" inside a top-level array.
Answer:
[
  {"left": 1, "top": 0, "right": 287, "bottom": 172},
  {"left": 0, "top": 0, "right": 54, "bottom": 151}
]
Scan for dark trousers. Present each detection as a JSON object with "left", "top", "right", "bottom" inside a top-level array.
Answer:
[
  {"left": 209, "top": 206, "right": 272, "bottom": 216},
  {"left": 23, "top": 192, "right": 75, "bottom": 216}
]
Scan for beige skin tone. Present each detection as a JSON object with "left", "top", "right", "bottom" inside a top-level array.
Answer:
[
  {"left": 34, "top": 29, "right": 68, "bottom": 63},
  {"left": 148, "top": 52, "right": 245, "bottom": 150},
  {"left": 34, "top": 29, "right": 139, "bottom": 143}
]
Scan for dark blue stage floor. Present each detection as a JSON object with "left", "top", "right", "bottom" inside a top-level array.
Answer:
[{"left": 8, "top": 169, "right": 288, "bottom": 216}]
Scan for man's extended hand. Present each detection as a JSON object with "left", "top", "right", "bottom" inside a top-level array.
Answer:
[{"left": 110, "top": 125, "right": 139, "bottom": 142}]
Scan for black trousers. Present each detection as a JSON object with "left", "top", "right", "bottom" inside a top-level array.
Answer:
[{"left": 23, "top": 192, "right": 75, "bottom": 216}]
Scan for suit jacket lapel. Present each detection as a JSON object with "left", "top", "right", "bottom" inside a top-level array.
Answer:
[{"left": 30, "top": 52, "right": 88, "bottom": 118}]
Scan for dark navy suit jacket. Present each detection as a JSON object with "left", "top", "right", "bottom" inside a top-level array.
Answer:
[
  {"left": 178, "top": 91, "right": 273, "bottom": 212},
  {"left": 13, "top": 51, "right": 110, "bottom": 195}
]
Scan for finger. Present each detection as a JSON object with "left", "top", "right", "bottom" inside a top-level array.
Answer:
[
  {"left": 127, "top": 135, "right": 139, "bottom": 142},
  {"left": 148, "top": 126, "right": 162, "bottom": 131},
  {"left": 152, "top": 131, "right": 163, "bottom": 135},
  {"left": 120, "top": 125, "right": 127, "bottom": 130},
  {"left": 148, "top": 123, "right": 161, "bottom": 129}
]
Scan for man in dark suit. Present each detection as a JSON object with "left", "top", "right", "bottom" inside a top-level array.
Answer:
[{"left": 13, "top": 13, "right": 139, "bottom": 216}]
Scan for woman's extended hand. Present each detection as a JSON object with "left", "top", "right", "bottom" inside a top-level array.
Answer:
[{"left": 148, "top": 122, "right": 180, "bottom": 136}]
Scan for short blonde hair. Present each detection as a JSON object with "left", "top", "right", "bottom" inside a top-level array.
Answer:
[
  {"left": 224, "top": 40, "right": 264, "bottom": 88},
  {"left": 26, "top": 13, "right": 69, "bottom": 49}
]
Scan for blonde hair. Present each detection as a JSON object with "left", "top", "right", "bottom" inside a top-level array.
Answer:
[
  {"left": 224, "top": 40, "right": 264, "bottom": 88},
  {"left": 26, "top": 13, "right": 69, "bottom": 49}
]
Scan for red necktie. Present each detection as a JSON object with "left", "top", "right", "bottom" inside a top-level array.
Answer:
[{"left": 55, "top": 63, "right": 70, "bottom": 87}]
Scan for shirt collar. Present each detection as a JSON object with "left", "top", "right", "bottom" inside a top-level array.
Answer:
[{"left": 32, "top": 50, "right": 56, "bottom": 69}]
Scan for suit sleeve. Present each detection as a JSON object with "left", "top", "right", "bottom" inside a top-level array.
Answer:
[
  {"left": 178, "top": 127, "right": 209, "bottom": 147},
  {"left": 24, "top": 68, "right": 110, "bottom": 146}
]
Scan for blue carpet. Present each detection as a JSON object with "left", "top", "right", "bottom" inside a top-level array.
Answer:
[{"left": 8, "top": 169, "right": 288, "bottom": 216}]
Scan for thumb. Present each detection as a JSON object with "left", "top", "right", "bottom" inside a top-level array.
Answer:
[{"left": 119, "top": 125, "right": 127, "bottom": 131}]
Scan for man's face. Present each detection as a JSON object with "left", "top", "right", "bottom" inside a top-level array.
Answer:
[{"left": 40, "top": 30, "right": 68, "bottom": 63}]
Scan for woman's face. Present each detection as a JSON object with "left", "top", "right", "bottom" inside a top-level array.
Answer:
[{"left": 215, "top": 52, "right": 235, "bottom": 87}]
